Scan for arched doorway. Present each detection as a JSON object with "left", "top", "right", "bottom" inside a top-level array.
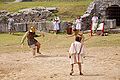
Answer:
[{"left": 106, "top": 5, "right": 120, "bottom": 26}]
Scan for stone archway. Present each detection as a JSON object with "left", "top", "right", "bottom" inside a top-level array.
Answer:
[{"left": 106, "top": 5, "right": 120, "bottom": 26}]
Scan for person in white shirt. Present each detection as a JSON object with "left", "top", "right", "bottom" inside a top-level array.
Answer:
[
  {"left": 54, "top": 15, "right": 60, "bottom": 23},
  {"left": 75, "top": 16, "right": 82, "bottom": 31},
  {"left": 52, "top": 19, "right": 60, "bottom": 34},
  {"left": 53, "top": 15, "right": 60, "bottom": 34},
  {"left": 69, "top": 35, "right": 84, "bottom": 75},
  {"left": 91, "top": 14, "right": 98, "bottom": 34}
]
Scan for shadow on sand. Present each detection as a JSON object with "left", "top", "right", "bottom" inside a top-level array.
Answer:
[
  {"left": 34, "top": 54, "right": 66, "bottom": 58},
  {"left": 71, "top": 73, "right": 104, "bottom": 76},
  {"left": 83, "top": 74, "right": 104, "bottom": 76},
  {"left": 35, "top": 54, "right": 50, "bottom": 57},
  {"left": 34, "top": 54, "right": 54, "bottom": 58}
]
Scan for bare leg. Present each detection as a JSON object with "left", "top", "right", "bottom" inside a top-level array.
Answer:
[
  {"left": 35, "top": 42, "right": 41, "bottom": 54},
  {"left": 12, "top": 28, "right": 15, "bottom": 35},
  {"left": 9, "top": 32, "right": 11, "bottom": 34},
  {"left": 41, "top": 32, "right": 45, "bottom": 37},
  {"left": 70, "top": 64, "right": 74, "bottom": 75},
  {"left": 54, "top": 30, "right": 57, "bottom": 34},
  {"left": 9, "top": 29, "right": 11, "bottom": 34},
  {"left": 32, "top": 48, "right": 36, "bottom": 56},
  {"left": 11, "top": 28, "right": 15, "bottom": 35},
  {"left": 78, "top": 63, "right": 83, "bottom": 75}
]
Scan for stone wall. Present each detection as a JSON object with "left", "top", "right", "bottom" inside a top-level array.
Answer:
[
  {"left": 0, "top": 7, "right": 58, "bottom": 32},
  {"left": 15, "top": 0, "right": 32, "bottom": 2},
  {"left": 81, "top": 0, "right": 120, "bottom": 30},
  {"left": 0, "top": 7, "right": 58, "bottom": 23},
  {"left": 84, "top": 0, "right": 120, "bottom": 18},
  {"left": 94, "top": 0, "right": 120, "bottom": 16}
]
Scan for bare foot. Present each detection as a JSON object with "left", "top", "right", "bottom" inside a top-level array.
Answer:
[
  {"left": 70, "top": 71, "right": 74, "bottom": 75},
  {"left": 80, "top": 72, "right": 83, "bottom": 75},
  {"left": 37, "top": 52, "right": 41, "bottom": 54}
]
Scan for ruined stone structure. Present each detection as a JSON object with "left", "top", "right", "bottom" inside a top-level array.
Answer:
[
  {"left": 0, "top": 7, "right": 58, "bottom": 32},
  {"left": 94, "top": 0, "right": 120, "bottom": 14},
  {"left": 80, "top": 0, "right": 120, "bottom": 32},
  {"left": 84, "top": 0, "right": 120, "bottom": 26},
  {"left": 94, "top": 0, "right": 120, "bottom": 26},
  {"left": 15, "top": 0, "right": 32, "bottom": 2}
]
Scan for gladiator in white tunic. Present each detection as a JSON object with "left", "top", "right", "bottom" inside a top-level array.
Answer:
[{"left": 69, "top": 41, "right": 84, "bottom": 64}]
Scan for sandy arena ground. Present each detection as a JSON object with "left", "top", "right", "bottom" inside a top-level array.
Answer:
[{"left": 0, "top": 47, "right": 120, "bottom": 80}]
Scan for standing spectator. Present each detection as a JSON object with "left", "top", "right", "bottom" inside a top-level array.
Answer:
[
  {"left": 54, "top": 15, "right": 60, "bottom": 24},
  {"left": 96, "top": 13, "right": 101, "bottom": 32},
  {"left": 91, "top": 14, "right": 98, "bottom": 35},
  {"left": 75, "top": 16, "right": 82, "bottom": 31},
  {"left": 54, "top": 15, "right": 60, "bottom": 33},
  {"left": 66, "top": 21, "right": 73, "bottom": 35},
  {"left": 8, "top": 16, "right": 15, "bottom": 34},
  {"left": 52, "top": 19, "right": 60, "bottom": 34}
]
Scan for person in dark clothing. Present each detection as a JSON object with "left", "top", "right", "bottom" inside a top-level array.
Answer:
[{"left": 21, "top": 26, "right": 44, "bottom": 57}]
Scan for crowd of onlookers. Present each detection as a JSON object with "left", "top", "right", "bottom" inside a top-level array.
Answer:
[{"left": 0, "top": 8, "right": 105, "bottom": 36}]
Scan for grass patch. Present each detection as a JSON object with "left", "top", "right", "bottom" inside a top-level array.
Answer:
[
  {"left": 0, "top": 0, "right": 93, "bottom": 20},
  {"left": 0, "top": 32, "right": 28, "bottom": 53},
  {"left": 85, "top": 34, "right": 120, "bottom": 47},
  {"left": 0, "top": 32, "right": 120, "bottom": 54}
]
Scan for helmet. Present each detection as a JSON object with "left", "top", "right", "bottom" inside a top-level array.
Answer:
[{"left": 29, "top": 27, "right": 35, "bottom": 32}]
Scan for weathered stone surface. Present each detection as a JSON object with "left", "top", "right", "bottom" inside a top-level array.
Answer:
[
  {"left": 0, "top": 7, "right": 58, "bottom": 24},
  {"left": 15, "top": 0, "right": 32, "bottom": 2},
  {"left": 0, "top": 7, "right": 58, "bottom": 32},
  {"left": 94, "top": 0, "right": 120, "bottom": 16},
  {"left": 81, "top": 0, "right": 120, "bottom": 30}
]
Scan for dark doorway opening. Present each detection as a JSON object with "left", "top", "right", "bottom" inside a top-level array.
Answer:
[{"left": 106, "top": 5, "right": 120, "bottom": 26}]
